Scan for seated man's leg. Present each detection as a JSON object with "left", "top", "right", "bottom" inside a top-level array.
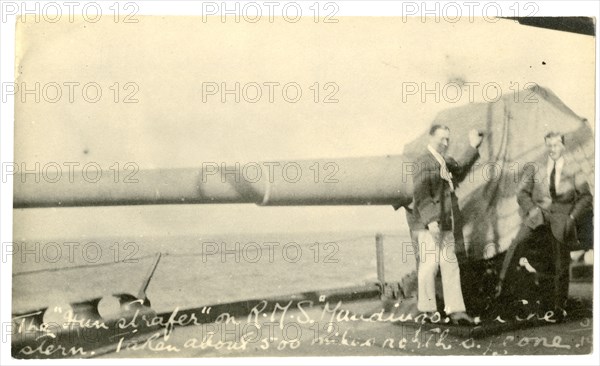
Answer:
[
  {"left": 417, "top": 230, "right": 440, "bottom": 312},
  {"left": 553, "top": 237, "right": 571, "bottom": 310},
  {"left": 439, "top": 230, "right": 466, "bottom": 314}
]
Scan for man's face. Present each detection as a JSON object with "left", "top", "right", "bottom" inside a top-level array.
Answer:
[
  {"left": 430, "top": 128, "right": 450, "bottom": 154},
  {"left": 545, "top": 136, "right": 565, "bottom": 161}
]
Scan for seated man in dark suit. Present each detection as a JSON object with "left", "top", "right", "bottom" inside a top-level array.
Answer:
[{"left": 497, "top": 131, "right": 593, "bottom": 315}]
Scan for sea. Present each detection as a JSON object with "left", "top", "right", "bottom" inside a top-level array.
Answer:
[{"left": 12, "top": 230, "right": 415, "bottom": 313}]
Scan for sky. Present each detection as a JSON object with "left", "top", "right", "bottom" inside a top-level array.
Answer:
[{"left": 13, "top": 16, "right": 596, "bottom": 239}]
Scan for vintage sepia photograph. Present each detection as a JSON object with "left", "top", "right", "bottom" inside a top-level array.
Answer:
[{"left": 0, "top": 1, "right": 598, "bottom": 363}]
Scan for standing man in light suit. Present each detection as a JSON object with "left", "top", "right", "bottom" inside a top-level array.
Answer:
[
  {"left": 498, "top": 132, "right": 593, "bottom": 314},
  {"left": 412, "top": 125, "right": 483, "bottom": 324}
]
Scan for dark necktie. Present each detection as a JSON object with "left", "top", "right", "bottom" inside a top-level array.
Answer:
[{"left": 549, "top": 161, "right": 557, "bottom": 199}]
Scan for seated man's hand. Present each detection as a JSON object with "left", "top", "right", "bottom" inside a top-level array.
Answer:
[
  {"left": 525, "top": 206, "right": 544, "bottom": 229},
  {"left": 565, "top": 214, "right": 577, "bottom": 238},
  {"left": 528, "top": 206, "right": 540, "bottom": 217}
]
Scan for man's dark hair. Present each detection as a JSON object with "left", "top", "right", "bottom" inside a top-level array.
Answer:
[
  {"left": 429, "top": 124, "right": 450, "bottom": 136},
  {"left": 544, "top": 131, "right": 565, "bottom": 145}
]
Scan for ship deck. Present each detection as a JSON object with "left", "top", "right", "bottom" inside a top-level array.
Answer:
[{"left": 95, "top": 282, "right": 593, "bottom": 358}]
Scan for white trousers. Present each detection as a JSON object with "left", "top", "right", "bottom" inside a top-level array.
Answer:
[{"left": 417, "top": 230, "right": 467, "bottom": 314}]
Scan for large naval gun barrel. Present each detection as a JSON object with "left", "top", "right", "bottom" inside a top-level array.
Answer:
[{"left": 13, "top": 156, "right": 414, "bottom": 209}]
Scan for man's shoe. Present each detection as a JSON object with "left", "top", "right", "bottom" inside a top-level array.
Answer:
[
  {"left": 417, "top": 311, "right": 438, "bottom": 324},
  {"left": 449, "top": 311, "right": 475, "bottom": 326}
]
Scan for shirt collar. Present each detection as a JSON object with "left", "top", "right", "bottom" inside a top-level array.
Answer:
[
  {"left": 427, "top": 145, "right": 446, "bottom": 166},
  {"left": 547, "top": 155, "right": 565, "bottom": 174}
]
